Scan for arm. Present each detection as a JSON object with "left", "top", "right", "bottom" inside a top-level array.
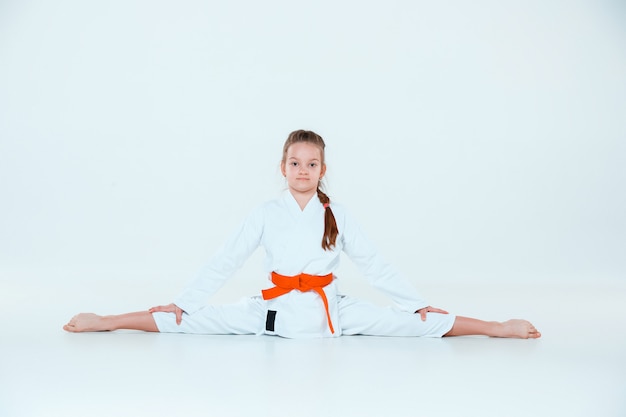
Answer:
[
  {"left": 173, "top": 206, "right": 264, "bottom": 314},
  {"left": 341, "top": 209, "right": 429, "bottom": 313}
]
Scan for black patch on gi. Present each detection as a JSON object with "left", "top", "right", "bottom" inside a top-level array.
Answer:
[{"left": 266, "top": 310, "right": 277, "bottom": 332}]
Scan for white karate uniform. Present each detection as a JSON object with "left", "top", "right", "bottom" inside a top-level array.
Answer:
[{"left": 153, "top": 191, "right": 455, "bottom": 338}]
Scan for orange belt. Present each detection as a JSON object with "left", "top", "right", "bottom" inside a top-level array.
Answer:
[{"left": 261, "top": 272, "right": 335, "bottom": 334}]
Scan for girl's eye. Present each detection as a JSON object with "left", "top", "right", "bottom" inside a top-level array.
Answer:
[
  {"left": 291, "top": 162, "right": 298, "bottom": 167},
  {"left": 310, "top": 163, "right": 317, "bottom": 167}
]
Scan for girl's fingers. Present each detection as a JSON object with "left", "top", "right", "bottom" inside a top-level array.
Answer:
[
  {"left": 149, "top": 304, "right": 184, "bottom": 325},
  {"left": 417, "top": 306, "right": 449, "bottom": 321},
  {"left": 149, "top": 303, "right": 176, "bottom": 313}
]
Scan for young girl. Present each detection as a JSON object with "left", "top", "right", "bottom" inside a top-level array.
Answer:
[{"left": 64, "top": 130, "right": 541, "bottom": 339}]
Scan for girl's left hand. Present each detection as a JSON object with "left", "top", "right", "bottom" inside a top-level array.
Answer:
[{"left": 415, "top": 306, "right": 449, "bottom": 321}]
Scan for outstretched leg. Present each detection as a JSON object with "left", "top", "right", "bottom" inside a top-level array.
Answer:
[
  {"left": 444, "top": 316, "right": 541, "bottom": 338},
  {"left": 63, "top": 311, "right": 158, "bottom": 333}
]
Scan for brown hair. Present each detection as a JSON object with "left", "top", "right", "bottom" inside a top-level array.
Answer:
[{"left": 282, "top": 129, "right": 339, "bottom": 251}]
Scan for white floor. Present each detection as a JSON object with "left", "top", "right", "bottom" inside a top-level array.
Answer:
[{"left": 1, "top": 274, "right": 625, "bottom": 417}]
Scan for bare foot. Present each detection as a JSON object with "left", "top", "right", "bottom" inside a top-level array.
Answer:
[
  {"left": 63, "top": 313, "right": 109, "bottom": 332},
  {"left": 499, "top": 319, "right": 541, "bottom": 339}
]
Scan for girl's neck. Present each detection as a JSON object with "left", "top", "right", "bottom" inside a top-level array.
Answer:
[{"left": 289, "top": 189, "right": 317, "bottom": 211}]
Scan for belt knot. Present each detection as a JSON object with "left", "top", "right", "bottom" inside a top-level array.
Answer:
[{"left": 261, "top": 272, "right": 335, "bottom": 334}]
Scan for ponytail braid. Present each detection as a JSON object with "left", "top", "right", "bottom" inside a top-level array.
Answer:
[{"left": 317, "top": 187, "right": 338, "bottom": 251}]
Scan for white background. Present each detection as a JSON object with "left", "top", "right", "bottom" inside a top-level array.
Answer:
[
  {"left": 2, "top": 2, "right": 626, "bottom": 417},
  {"left": 1, "top": 0, "right": 625, "bottom": 297}
]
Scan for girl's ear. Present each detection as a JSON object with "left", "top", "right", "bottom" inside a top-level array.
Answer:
[
  {"left": 320, "top": 163, "right": 327, "bottom": 178},
  {"left": 280, "top": 162, "right": 286, "bottom": 177}
]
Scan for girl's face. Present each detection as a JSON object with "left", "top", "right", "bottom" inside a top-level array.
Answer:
[{"left": 281, "top": 142, "right": 326, "bottom": 196}]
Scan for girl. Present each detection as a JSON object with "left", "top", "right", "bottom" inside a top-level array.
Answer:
[{"left": 64, "top": 130, "right": 541, "bottom": 339}]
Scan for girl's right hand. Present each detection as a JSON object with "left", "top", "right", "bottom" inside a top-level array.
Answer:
[{"left": 149, "top": 303, "right": 185, "bottom": 325}]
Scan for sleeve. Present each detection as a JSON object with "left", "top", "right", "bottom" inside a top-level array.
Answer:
[
  {"left": 173, "top": 206, "right": 265, "bottom": 314},
  {"left": 340, "top": 209, "right": 429, "bottom": 313}
]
